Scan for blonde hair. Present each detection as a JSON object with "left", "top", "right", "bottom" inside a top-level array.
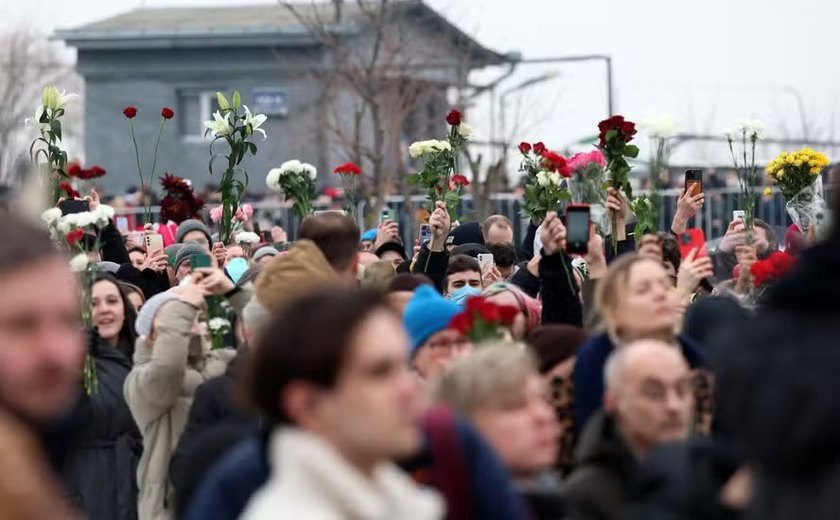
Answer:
[
  {"left": 361, "top": 260, "right": 396, "bottom": 290},
  {"left": 434, "top": 344, "right": 537, "bottom": 416},
  {"left": 595, "top": 253, "right": 667, "bottom": 342}
]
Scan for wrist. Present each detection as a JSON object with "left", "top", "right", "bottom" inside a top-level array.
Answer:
[
  {"left": 671, "top": 217, "right": 687, "bottom": 234},
  {"left": 430, "top": 237, "right": 445, "bottom": 253}
]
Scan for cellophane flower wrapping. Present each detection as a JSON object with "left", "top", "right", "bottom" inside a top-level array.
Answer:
[
  {"left": 568, "top": 153, "right": 610, "bottom": 236},
  {"left": 786, "top": 175, "right": 826, "bottom": 232}
]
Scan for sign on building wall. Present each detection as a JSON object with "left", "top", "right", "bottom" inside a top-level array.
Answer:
[{"left": 253, "top": 88, "right": 288, "bottom": 116}]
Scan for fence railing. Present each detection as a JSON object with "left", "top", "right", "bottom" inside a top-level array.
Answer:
[{"left": 116, "top": 185, "right": 838, "bottom": 247}]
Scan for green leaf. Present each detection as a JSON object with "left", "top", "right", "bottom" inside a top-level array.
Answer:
[
  {"left": 232, "top": 90, "right": 241, "bottom": 109},
  {"left": 624, "top": 144, "right": 640, "bottom": 158},
  {"left": 405, "top": 174, "right": 422, "bottom": 186},
  {"left": 444, "top": 190, "right": 460, "bottom": 204},
  {"left": 50, "top": 120, "right": 62, "bottom": 142},
  {"left": 558, "top": 190, "right": 572, "bottom": 201}
]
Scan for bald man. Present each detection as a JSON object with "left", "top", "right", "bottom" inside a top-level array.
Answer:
[{"left": 562, "top": 340, "right": 694, "bottom": 520}]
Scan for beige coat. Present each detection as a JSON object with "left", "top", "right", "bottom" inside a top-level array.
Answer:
[{"left": 125, "top": 288, "right": 250, "bottom": 520}]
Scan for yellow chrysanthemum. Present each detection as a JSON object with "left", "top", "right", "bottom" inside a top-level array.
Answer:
[
  {"left": 777, "top": 169, "right": 785, "bottom": 179},
  {"left": 793, "top": 160, "right": 803, "bottom": 167},
  {"left": 811, "top": 166, "right": 821, "bottom": 175},
  {"left": 763, "top": 187, "right": 773, "bottom": 197},
  {"left": 785, "top": 155, "right": 795, "bottom": 164}
]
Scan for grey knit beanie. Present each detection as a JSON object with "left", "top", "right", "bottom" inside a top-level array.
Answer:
[
  {"left": 135, "top": 290, "right": 180, "bottom": 337},
  {"left": 252, "top": 246, "right": 280, "bottom": 263},
  {"left": 174, "top": 243, "right": 210, "bottom": 272},
  {"left": 176, "top": 219, "right": 212, "bottom": 244}
]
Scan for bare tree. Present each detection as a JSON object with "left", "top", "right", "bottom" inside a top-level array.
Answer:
[{"left": 0, "top": 29, "right": 77, "bottom": 185}]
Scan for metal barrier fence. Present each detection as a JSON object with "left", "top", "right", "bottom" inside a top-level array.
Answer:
[{"left": 116, "top": 185, "right": 838, "bottom": 248}]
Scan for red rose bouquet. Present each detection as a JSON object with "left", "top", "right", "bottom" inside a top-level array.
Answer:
[
  {"left": 597, "top": 115, "right": 639, "bottom": 250},
  {"left": 518, "top": 141, "right": 571, "bottom": 222},
  {"left": 159, "top": 173, "right": 205, "bottom": 224},
  {"left": 448, "top": 296, "right": 518, "bottom": 344}
]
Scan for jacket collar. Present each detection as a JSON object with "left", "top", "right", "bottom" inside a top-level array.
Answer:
[
  {"left": 269, "top": 427, "right": 443, "bottom": 519},
  {"left": 575, "top": 411, "right": 637, "bottom": 480}
]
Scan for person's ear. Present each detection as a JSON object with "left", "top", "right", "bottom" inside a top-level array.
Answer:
[
  {"left": 603, "top": 389, "right": 618, "bottom": 414},
  {"left": 281, "top": 381, "right": 324, "bottom": 430}
]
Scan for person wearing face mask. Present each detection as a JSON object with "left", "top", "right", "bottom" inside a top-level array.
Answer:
[
  {"left": 444, "top": 255, "right": 483, "bottom": 306},
  {"left": 125, "top": 266, "right": 250, "bottom": 520},
  {"left": 63, "top": 274, "right": 143, "bottom": 520},
  {"left": 571, "top": 254, "right": 708, "bottom": 436}
]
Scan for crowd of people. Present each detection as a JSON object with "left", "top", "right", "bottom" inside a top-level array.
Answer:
[{"left": 0, "top": 178, "right": 838, "bottom": 520}]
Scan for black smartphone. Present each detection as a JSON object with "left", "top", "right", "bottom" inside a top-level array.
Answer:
[
  {"left": 685, "top": 169, "right": 703, "bottom": 194},
  {"left": 565, "top": 205, "right": 591, "bottom": 255},
  {"left": 58, "top": 199, "right": 90, "bottom": 215},
  {"left": 189, "top": 252, "right": 212, "bottom": 271},
  {"left": 261, "top": 230, "right": 273, "bottom": 243}
]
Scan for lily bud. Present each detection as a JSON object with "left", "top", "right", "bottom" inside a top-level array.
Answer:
[{"left": 216, "top": 92, "right": 230, "bottom": 111}]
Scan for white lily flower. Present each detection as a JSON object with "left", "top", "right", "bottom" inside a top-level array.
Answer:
[
  {"left": 203, "top": 111, "right": 233, "bottom": 137},
  {"left": 25, "top": 105, "right": 49, "bottom": 131},
  {"left": 640, "top": 113, "right": 677, "bottom": 139},
  {"left": 41, "top": 86, "right": 78, "bottom": 111},
  {"left": 41, "top": 207, "right": 62, "bottom": 227},
  {"left": 235, "top": 231, "right": 261, "bottom": 245},
  {"left": 301, "top": 163, "right": 317, "bottom": 181},
  {"left": 242, "top": 105, "right": 268, "bottom": 140},
  {"left": 69, "top": 253, "right": 90, "bottom": 273}
]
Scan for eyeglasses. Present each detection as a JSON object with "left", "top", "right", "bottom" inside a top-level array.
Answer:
[{"left": 426, "top": 337, "right": 470, "bottom": 351}]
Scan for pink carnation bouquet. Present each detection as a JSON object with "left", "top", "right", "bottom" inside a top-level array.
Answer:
[{"left": 567, "top": 150, "right": 611, "bottom": 236}]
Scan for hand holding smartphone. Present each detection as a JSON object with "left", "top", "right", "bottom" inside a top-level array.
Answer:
[
  {"left": 144, "top": 233, "right": 164, "bottom": 253},
  {"left": 477, "top": 253, "right": 495, "bottom": 272},
  {"left": 678, "top": 229, "right": 707, "bottom": 259},
  {"left": 419, "top": 224, "right": 432, "bottom": 243},
  {"left": 565, "top": 205, "right": 591, "bottom": 255},
  {"left": 685, "top": 169, "right": 703, "bottom": 195},
  {"left": 58, "top": 199, "right": 90, "bottom": 216}
]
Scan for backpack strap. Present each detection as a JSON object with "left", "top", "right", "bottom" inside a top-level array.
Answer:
[{"left": 422, "top": 405, "right": 474, "bottom": 520}]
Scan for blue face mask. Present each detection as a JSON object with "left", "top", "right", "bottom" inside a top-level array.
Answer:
[
  {"left": 448, "top": 286, "right": 482, "bottom": 307},
  {"left": 225, "top": 257, "right": 249, "bottom": 285}
]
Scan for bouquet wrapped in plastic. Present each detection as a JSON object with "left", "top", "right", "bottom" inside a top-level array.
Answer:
[
  {"left": 766, "top": 148, "right": 830, "bottom": 231},
  {"left": 567, "top": 150, "right": 610, "bottom": 236}
]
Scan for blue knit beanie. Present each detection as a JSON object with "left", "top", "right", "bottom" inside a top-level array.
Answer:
[
  {"left": 361, "top": 228, "right": 377, "bottom": 242},
  {"left": 403, "top": 285, "right": 461, "bottom": 354}
]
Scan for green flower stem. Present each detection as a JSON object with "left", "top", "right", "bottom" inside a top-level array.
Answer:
[
  {"left": 128, "top": 119, "right": 146, "bottom": 222},
  {"left": 147, "top": 117, "right": 168, "bottom": 221}
]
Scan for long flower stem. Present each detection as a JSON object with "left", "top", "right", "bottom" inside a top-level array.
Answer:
[
  {"left": 128, "top": 120, "right": 146, "bottom": 222},
  {"left": 148, "top": 117, "right": 167, "bottom": 220}
]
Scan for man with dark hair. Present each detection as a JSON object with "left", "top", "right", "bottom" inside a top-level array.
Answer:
[
  {"left": 0, "top": 214, "right": 86, "bottom": 517},
  {"left": 486, "top": 242, "right": 519, "bottom": 279},
  {"left": 298, "top": 212, "right": 361, "bottom": 287},
  {"left": 445, "top": 255, "right": 483, "bottom": 303},
  {"left": 712, "top": 218, "right": 779, "bottom": 281}
]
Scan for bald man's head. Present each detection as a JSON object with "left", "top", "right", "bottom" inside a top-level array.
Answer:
[{"left": 603, "top": 340, "right": 694, "bottom": 456}]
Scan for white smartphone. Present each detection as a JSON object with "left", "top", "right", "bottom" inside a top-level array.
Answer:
[
  {"left": 419, "top": 224, "right": 432, "bottom": 243},
  {"left": 733, "top": 210, "right": 745, "bottom": 222},
  {"left": 314, "top": 210, "right": 346, "bottom": 216},
  {"left": 477, "top": 253, "right": 494, "bottom": 271},
  {"left": 116, "top": 216, "right": 129, "bottom": 234},
  {"left": 144, "top": 233, "right": 164, "bottom": 252}
]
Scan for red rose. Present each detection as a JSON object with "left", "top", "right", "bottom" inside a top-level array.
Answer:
[
  {"left": 449, "top": 312, "right": 473, "bottom": 335},
  {"left": 446, "top": 109, "right": 462, "bottom": 126},
  {"left": 66, "top": 228, "right": 85, "bottom": 248},
  {"left": 66, "top": 163, "right": 82, "bottom": 178},
  {"left": 465, "top": 295, "right": 486, "bottom": 315},
  {"left": 498, "top": 305, "right": 519, "bottom": 326},
  {"left": 478, "top": 301, "right": 501, "bottom": 323},
  {"left": 161, "top": 107, "right": 175, "bottom": 120},
  {"left": 88, "top": 165, "right": 106, "bottom": 178},
  {"left": 533, "top": 142, "right": 547, "bottom": 155},
  {"left": 621, "top": 121, "right": 637, "bottom": 140},
  {"left": 518, "top": 142, "right": 531, "bottom": 154},
  {"left": 59, "top": 182, "right": 79, "bottom": 199},
  {"left": 123, "top": 106, "right": 138, "bottom": 119},
  {"left": 540, "top": 150, "right": 569, "bottom": 176},
  {"left": 451, "top": 174, "right": 469, "bottom": 187}
]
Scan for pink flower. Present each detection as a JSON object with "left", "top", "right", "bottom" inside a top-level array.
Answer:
[
  {"left": 568, "top": 150, "right": 606, "bottom": 172},
  {"left": 235, "top": 204, "right": 253, "bottom": 222},
  {"left": 209, "top": 206, "right": 223, "bottom": 223}
]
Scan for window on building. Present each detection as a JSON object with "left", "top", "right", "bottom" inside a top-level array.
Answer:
[{"left": 178, "top": 90, "right": 217, "bottom": 141}]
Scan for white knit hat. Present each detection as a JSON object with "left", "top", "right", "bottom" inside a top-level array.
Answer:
[{"left": 135, "top": 290, "right": 180, "bottom": 337}]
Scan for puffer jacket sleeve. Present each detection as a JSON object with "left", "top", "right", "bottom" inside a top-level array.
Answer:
[{"left": 124, "top": 301, "right": 198, "bottom": 426}]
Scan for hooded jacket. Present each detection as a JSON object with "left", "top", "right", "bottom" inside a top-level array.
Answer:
[{"left": 124, "top": 287, "right": 250, "bottom": 520}]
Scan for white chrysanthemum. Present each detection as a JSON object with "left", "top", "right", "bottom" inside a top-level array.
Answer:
[
  {"left": 208, "top": 317, "right": 232, "bottom": 332},
  {"left": 93, "top": 205, "right": 115, "bottom": 227},
  {"left": 41, "top": 207, "right": 62, "bottom": 227},
  {"left": 640, "top": 113, "right": 677, "bottom": 138},
  {"left": 457, "top": 122, "right": 473, "bottom": 140},
  {"left": 301, "top": 163, "right": 317, "bottom": 181},
  {"left": 266, "top": 168, "right": 283, "bottom": 192},
  {"left": 280, "top": 159, "right": 303, "bottom": 175},
  {"left": 69, "top": 253, "right": 90, "bottom": 273},
  {"left": 235, "top": 231, "right": 260, "bottom": 245},
  {"left": 536, "top": 171, "right": 550, "bottom": 187}
]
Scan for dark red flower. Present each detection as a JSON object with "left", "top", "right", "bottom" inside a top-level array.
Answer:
[
  {"left": 66, "top": 228, "right": 85, "bottom": 247},
  {"left": 465, "top": 295, "right": 486, "bottom": 315},
  {"left": 598, "top": 115, "right": 636, "bottom": 147},
  {"left": 59, "top": 182, "right": 80, "bottom": 199},
  {"left": 533, "top": 142, "right": 547, "bottom": 155},
  {"left": 87, "top": 165, "right": 106, "bottom": 178},
  {"left": 334, "top": 162, "right": 362, "bottom": 176},
  {"left": 161, "top": 107, "right": 175, "bottom": 120},
  {"left": 518, "top": 142, "right": 531, "bottom": 154},
  {"left": 621, "top": 121, "right": 637, "bottom": 139},
  {"left": 66, "top": 162, "right": 82, "bottom": 178},
  {"left": 160, "top": 172, "right": 187, "bottom": 190},
  {"left": 540, "top": 150, "right": 571, "bottom": 177},
  {"left": 446, "top": 109, "right": 462, "bottom": 127},
  {"left": 123, "top": 106, "right": 138, "bottom": 119},
  {"left": 449, "top": 312, "right": 473, "bottom": 335},
  {"left": 451, "top": 174, "right": 469, "bottom": 187},
  {"left": 498, "top": 305, "right": 519, "bottom": 326},
  {"left": 478, "top": 301, "right": 501, "bottom": 323}
]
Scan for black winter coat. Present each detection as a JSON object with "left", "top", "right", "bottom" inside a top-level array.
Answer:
[{"left": 62, "top": 340, "right": 142, "bottom": 520}]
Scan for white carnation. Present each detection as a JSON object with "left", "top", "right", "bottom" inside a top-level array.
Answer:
[
  {"left": 93, "top": 205, "right": 115, "bottom": 227},
  {"left": 69, "top": 253, "right": 90, "bottom": 273},
  {"left": 431, "top": 140, "right": 452, "bottom": 153},
  {"left": 41, "top": 207, "right": 62, "bottom": 227},
  {"left": 457, "top": 122, "right": 473, "bottom": 140},
  {"left": 266, "top": 168, "right": 283, "bottom": 192},
  {"left": 739, "top": 119, "right": 764, "bottom": 139},
  {"left": 235, "top": 231, "right": 260, "bottom": 245},
  {"left": 62, "top": 211, "right": 97, "bottom": 230},
  {"left": 301, "top": 163, "right": 317, "bottom": 181}
]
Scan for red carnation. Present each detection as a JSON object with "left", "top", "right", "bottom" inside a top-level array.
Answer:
[
  {"left": 87, "top": 165, "right": 106, "bottom": 179},
  {"left": 498, "top": 305, "right": 519, "bottom": 326},
  {"left": 334, "top": 162, "right": 362, "bottom": 176},
  {"left": 123, "top": 106, "right": 138, "bottom": 119},
  {"left": 449, "top": 312, "right": 473, "bottom": 335},
  {"left": 59, "top": 182, "right": 80, "bottom": 199},
  {"left": 66, "top": 228, "right": 85, "bottom": 247},
  {"left": 446, "top": 109, "right": 462, "bottom": 126},
  {"left": 66, "top": 163, "right": 82, "bottom": 178},
  {"left": 161, "top": 107, "right": 175, "bottom": 120},
  {"left": 518, "top": 142, "right": 531, "bottom": 154},
  {"left": 451, "top": 174, "right": 469, "bottom": 187},
  {"left": 533, "top": 142, "right": 546, "bottom": 155}
]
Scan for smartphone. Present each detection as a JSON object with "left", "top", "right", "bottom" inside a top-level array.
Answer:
[
  {"left": 678, "top": 229, "right": 707, "bottom": 259},
  {"left": 732, "top": 210, "right": 745, "bottom": 222},
  {"left": 144, "top": 233, "right": 164, "bottom": 253},
  {"left": 314, "top": 210, "right": 346, "bottom": 216},
  {"left": 477, "top": 253, "right": 495, "bottom": 271},
  {"left": 58, "top": 199, "right": 90, "bottom": 215},
  {"left": 565, "top": 205, "right": 591, "bottom": 255},
  {"left": 189, "top": 252, "right": 212, "bottom": 271},
  {"left": 116, "top": 216, "right": 129, "bottom": 234},
  {"left": 419, "top": 224, "right": 432, "bottom": 243},
  {"left": 685, "top": 169, "right": 703, "bottom": 195},
  {"left": 379, "top": 209, "right": 394, "bottom": 225}
]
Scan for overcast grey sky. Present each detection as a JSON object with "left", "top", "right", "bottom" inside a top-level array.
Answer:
[{"left": 4, "top": 0, "right": 836, "bottom": 165}]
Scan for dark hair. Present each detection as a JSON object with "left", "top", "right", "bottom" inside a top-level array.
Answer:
[
  {"left": 656, "top": 232, "right": 681, "bottom": 272},
  {"left": 0, "top": 214, "right": 60, "bottom": 273},
  {"left": 525, "top": 325, "right": 587, "bottom": 374},
  {"left": 754, "top": 219, "right": 779, "bottom": 250},
  {"left": 388, "top": 273, "right": 433, "bottom": 293},
  {"left": 94, "top": 273, "right": 138, "bottom": 361},
  {"left": 298, "top": 212, "right": 361, "bottom": 271},
  {"left": 482, "top": 214, "right": 513, "bottom": 241},
  {"left": 486, "top": 242, "right": 518, "bottom": 269},
  {"left": 248, "top": 289, "right": 395, "bottom": 426},
  {"left": 446, "top": 255, "right": 481, "bottom": 281}
]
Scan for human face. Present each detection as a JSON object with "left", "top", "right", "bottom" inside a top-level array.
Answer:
[
  {"left": 176, "top": 260, "right": 192, "bottom": 283},
  {"left": 387, "top": 291, "right": 414, "bottom": 316},
  {"left": 225, "top": 245, "right": 244, "bottom": 266},
  {"left": 472, "top": 375, "right": 559, "bottom": 477},
  {"left": 607, "top": 346, "right": 693, "bottom": 455},
  {"left": 317, "top": 310, "right": 422, "bottom": 465},
  {"left": 485, "top": 224, "right": 513, "bottom": 246},
  {"left": 0, "top": 258, "right": 85, "bottom": 422},
  {"left": 379, "top": 250, "right": 404, "bottom": 270},
  {"left": 637, "top": 234, "right": 663, "bottom": 261},
  {"left": 485, "top": 291, "right": 526, "bottom": 340},
  {"left": 129, "top": 250, "right": 146, "bottom": 269},
  {"left": 92, "top": 280, "right": 126, "bottom": 345},
  {"left": 360, "top": 240, "right": 374, "bottom": 252},
  {"left": 445, "top": 270, "right": 482, "bottom": 296},
  {"left": 609, "top": 260, "right": 677, "bottom": 341},
  {"left": 414, "top": 328, "right": 473, "bottom": 379},
  {"left": 127, "top": 291, "right": 144, "bottom": 313},
  {"left": 181, "top": 230, "right": 210, "bottom": 249}
]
